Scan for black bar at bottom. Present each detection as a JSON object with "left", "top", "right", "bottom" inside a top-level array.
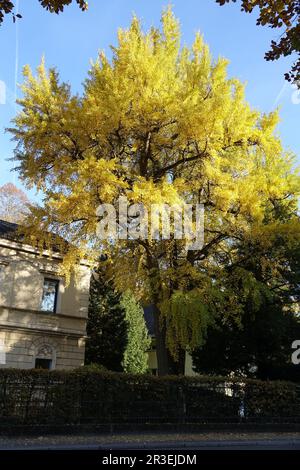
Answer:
[{"left": 0, "top": 450, "right": 299, "bottom": 467}]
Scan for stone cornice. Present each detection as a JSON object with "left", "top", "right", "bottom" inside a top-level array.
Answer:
[
  {"left": 0, "top": 305, "right": 87, "bottom": 321},
  {"left": 0, "top": 323, "right": 86, "bottom": 339},
  {"left": 0, "top": 238, "right": 91, "bottom": 267}
]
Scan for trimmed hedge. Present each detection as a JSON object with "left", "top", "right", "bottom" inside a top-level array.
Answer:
[{"left": 0, "top": 368, "right": 299, "bottom": 426}]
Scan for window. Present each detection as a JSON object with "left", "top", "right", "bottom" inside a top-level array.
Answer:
[
  {"left": 33, "top": 343, "right": 55, "bottom": 370},
  {"left": 35, "top": 358, "right": 52, "bottom": 370},
  {"left": 41, "top": 278, "right": 59, "bottom": 313}
]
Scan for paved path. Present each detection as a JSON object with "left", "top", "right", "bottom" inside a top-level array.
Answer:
[{"left": 1, "top": 433, "right": 300, "bottom": 450}]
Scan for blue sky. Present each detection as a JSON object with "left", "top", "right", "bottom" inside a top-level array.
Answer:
[{"left": 0, "top": 0, "right": 299, "bottom": 200}]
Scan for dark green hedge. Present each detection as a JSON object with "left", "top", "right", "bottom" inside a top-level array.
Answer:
[{"left": 0, "top": 369, "right": 299, "bottom": 425}]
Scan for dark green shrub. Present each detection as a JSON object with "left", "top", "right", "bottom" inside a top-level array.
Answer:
[{"left": 0, "top": 369, "right": 299, "bottom": 425}]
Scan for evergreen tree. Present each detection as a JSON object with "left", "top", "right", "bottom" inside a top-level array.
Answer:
[
  {"left": 121, "top": 291, "right": 151, "bottom": 374},
  {"left": 85, "top": 268, "right": 128, "bottom": 372}
]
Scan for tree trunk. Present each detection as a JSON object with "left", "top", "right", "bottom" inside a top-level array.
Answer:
[
  {"left": 146, "top": 251, "right": 185, "bottom": 376},
  {"left": 152, "top": 304, "right": 185, "bottom": 376}
]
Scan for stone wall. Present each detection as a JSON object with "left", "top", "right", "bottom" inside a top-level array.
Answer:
[{"left": 0, "top": 329, "right": 85, "bottom": 370}]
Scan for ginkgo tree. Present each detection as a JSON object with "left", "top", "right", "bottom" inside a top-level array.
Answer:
[{"left": 9, "top": 7, "right": 299, "bottom": 375}]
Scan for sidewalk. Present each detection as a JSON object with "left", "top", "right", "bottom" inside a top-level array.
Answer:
[{"left": 1, "top": 432, "right": 300, "bottom": 450}]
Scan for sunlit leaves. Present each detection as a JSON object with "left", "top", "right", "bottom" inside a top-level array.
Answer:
[{"left": 8, "top": 8, "right": 300, "bottom": 358}]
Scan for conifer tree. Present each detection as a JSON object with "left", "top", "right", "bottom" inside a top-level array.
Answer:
[
  {"left": 121, "top": 291, "right": 151, "bottom": 374},
  {"left": 85, "top": 268, "right": 128, "bottom": 372}
]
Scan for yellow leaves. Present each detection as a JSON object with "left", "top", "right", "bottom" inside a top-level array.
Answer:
[
  {"left": 77, "top": 156, "right": 127, "bottom": 202},
  {"left": 39, "top": 156, "right": 128, "bottom": 239},
  {"left": 192, "top": 32, "right": 207, "bottom": 65},
  {"left": 246, "top": 217, "right": 300, "bottom": 260},
  {"left": 159, "top": 284, "right": 219, "bottom": 359},
  {"left": 161, "top": 5, "right": 181, "bottom": 56},
  {"left": 211, "top": 57, "right": 230, "bottom": 90},
  {"left": 130, "top": 178, "right": 182, "bottom": 207},
  {"left": 105, "top": 242, "right": 151, "bottom": 302},
  {"left": 20, "top": 59, "right": 68, "bottom": 114},
  {"left": 9, "top": 6, "right": 299, "bottom": 320},
  {"left": 259, "top": 110, "right": 280, "bottom": 134}
]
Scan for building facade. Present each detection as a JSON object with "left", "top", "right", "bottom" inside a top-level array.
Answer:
[{"left": 0, "top": 220, "right": 90, "bottom": 370}]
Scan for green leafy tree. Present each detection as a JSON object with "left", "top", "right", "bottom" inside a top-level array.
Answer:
[
  {"left": 85, "top": 267, "right": 128, "bottom": 372},
  {"left": 121, "top": 291, "right": 151, "bottom": 374}
]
